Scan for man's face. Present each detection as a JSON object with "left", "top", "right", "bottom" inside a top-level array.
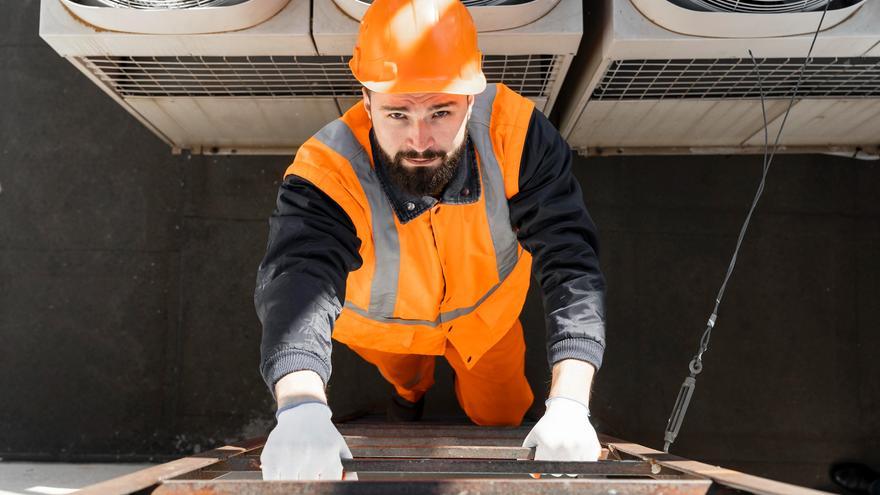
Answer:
[{"left": 364, "top": 89, "right": 473, "bottom": 197}]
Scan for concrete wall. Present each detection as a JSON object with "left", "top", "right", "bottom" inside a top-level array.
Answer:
[{"left": 1, "top": 1, "right": 878, "bottom": 490}]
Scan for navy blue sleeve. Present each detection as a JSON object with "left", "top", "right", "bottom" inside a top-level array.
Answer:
[
  {"left": 255, "top": 175, "right": 362, "bottom": 396},
  {"left": 508, "top": 109, "right": 607, "bottom": 371}
]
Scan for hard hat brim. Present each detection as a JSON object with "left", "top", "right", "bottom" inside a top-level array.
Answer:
[{"left": 360, "top": 74, "right": 487, "bottom": 96}]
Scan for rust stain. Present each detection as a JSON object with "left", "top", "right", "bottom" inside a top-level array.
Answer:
[{"left": 60, "top": 2, "right": 112, "bottom": 33}]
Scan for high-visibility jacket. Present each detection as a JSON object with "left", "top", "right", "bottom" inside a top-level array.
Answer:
[
  {"left": 285, "top": 83, "right": 534, "bottom": 369},
  {"left": 256, "top": 85, "right": 607, "bottom": 394}
]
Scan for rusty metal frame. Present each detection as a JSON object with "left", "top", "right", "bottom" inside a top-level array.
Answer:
[{"left": 75, "top": 423, "right": 830, "bottom": 495}]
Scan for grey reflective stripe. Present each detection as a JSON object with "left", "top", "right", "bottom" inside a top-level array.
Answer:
[
  {"left": 467, "top": 84, "right": 520, "bottom": 281},
  {"left": 330, "top": 85, "right": 522, "bottom": 328},
  {"left": 314, "top": 120, "right": 400, "bottom": 318},
  {"left": 345, "top": 280, "right": 501, "bottom": 327},
  {"left": 438, "top": 282, "right": 501, "bottom": 322},
  {"left": 345, "top": 301, "right": 439, "bottom": 327}
]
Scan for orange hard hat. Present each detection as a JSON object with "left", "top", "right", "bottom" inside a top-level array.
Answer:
[{"left": 349, "top": 0, "right": 486, "bottom": 95}]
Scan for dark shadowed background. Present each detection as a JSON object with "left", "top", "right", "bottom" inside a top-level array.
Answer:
[{"left": 1, "top": 1, "right": 878, "bottom": 491}]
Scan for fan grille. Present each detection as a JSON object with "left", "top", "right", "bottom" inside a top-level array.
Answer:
[
  {"left": 668, "top": 0, "right": 860, "bottom": 13},
  {"left": 592, "top": 57, "right": 880, "bottom": 100},
  {"left": 93, "top": 0, "right": 239, "bottom": 9},
  {"left": 80, "top": 54, "right": 564, "bottom": 98}
]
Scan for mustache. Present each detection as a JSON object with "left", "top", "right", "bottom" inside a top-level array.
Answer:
[{"left": 397, "top": 149, "right": 446, "bottom": 161}]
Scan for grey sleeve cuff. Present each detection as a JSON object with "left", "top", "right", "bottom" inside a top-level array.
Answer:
[
  {"left": 260, "top": 345, "right": 331, "bottom": 400},
  {"left": 548, "top": 337, "right": 605, "bottom": 371}
]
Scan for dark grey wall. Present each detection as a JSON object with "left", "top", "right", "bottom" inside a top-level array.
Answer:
[{"left": 1, "top": 1, "right": 878, "bottom": 491}]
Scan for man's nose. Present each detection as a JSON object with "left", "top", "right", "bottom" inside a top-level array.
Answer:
[{"left": 408, "top": 120, "right": 434, "bottom": 152}]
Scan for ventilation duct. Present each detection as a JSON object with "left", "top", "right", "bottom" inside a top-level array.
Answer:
[
  {"left": 59, "top": 0, "right": 290, "bottom": 34},
  {"left": 554, "top": 0, "right": 879, "bottom": 155}
]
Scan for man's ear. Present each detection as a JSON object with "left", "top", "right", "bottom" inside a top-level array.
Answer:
[{"left": 362, "top": 87, "right": 372, "bottom": 121}]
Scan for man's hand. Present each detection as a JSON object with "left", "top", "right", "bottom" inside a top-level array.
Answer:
[
  {"left": 523, "top": 359, "right": 600, "bottom": 476},
  {"left": 260, "top": 401, "right": 355, "bottom": 480},
  {"left": 522, "top": 396, "right": 601, "bottom": 462}
]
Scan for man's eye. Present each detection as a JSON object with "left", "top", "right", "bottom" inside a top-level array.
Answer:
[
  {"left": 433, "top": 111, "right": 450, "bottom": 118},
  {"left": 389, "top": 113, "right": 406, "bottom": 120}
]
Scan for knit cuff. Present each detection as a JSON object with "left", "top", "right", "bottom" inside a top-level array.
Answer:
[
  {"left": 260, "top": 346, "right": 331, "bottom": 400},
  {"left": 548, "top": 337, "right": 605, "bottom": 371}
]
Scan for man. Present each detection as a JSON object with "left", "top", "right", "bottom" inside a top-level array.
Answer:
[{"left": 255, "top": 0, "right": 606, "bottom": 481}]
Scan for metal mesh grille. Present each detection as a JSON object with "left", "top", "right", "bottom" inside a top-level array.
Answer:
[
  {"left": 670, "top": 0, "right": 837, "bottom": 13},
  {"left": 592, "top": 57, "right": 880, "bottom": 100},
  {"left": 80, "top": 54, "right": 562, "bottom": 98},
  {"left": 89, "top": 0, "right": 243, "bottom": 8}
]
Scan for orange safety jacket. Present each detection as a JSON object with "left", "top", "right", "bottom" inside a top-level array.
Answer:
[{"left": 284, "top": 83, "right": 534, "bottom": 369}]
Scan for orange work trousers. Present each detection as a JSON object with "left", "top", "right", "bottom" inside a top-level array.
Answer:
[{"left": 347, "top": 320, "right": 534, "bottom": 426}]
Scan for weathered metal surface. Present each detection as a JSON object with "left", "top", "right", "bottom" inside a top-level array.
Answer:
[
  {"left": 211, "top": 445, "right": 535, "bottom": 460},
  {"left": 152, "top": 478, "right": 713, "bottom": 495},
  {"left": 343, "top": 434, "right": 524, "bottom": 447},
  {"left": 342, "top": 458, "right": 665, "bottom": 475},
  {"left": 350, "top": 445, "right": 533, "bottom": 459},
  {"left": 75, "top": 438, "right": 264, "bottom": 495},
  {"left": 78, "top": 426, "right": 825, "bottom": 495},
  {"left": 205, "top": 448, "right": 609, "bottom": 466},
  {"left": 199, "top": 457, "right": 661, "bottom": 475},
  {"left": 189, "top": 456, "right": 263, "bottom": 475},
  {"left": 335, "top": 423, "right": 533, "bottom": 438},
  {"left": 604, "top": 438, "right": 833, "bottom": 495},
  {"left": 338, "top": 424, "right": 618, "bottom": 444}
]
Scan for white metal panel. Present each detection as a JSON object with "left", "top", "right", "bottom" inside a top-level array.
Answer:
[
  {"left": 336, "top": 97, "right": 361, "bottom": 114},
  {"left": 40, "top": 0, "right": 317, "bottom": 57},
  {"left": 311, "top": 0, "right": 357, "bottom": 57},
  {"left": 65, "top": 55, "right": 178, "bottom": 150},
  {"left": 569, "top": 99, "right": 792, "bottom": 148},
  {"left": 527, "top": 97, "right": 549, "bottom": 114},
  {"left": 741, "top": 98, "right": 880, "bottom": 146},
  {"left": 127, "top": 97, "right": 341, "bottom": 150},
  {"left": 865, "top": 40, "right": 880, "bottom": 56}
]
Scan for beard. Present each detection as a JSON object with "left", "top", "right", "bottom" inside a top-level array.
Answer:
[{"left": 377, "top": 133, "right": 468, "bottom": 198}]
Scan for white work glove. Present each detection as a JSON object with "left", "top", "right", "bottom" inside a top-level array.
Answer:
[
  {"left": 260, "top": 401, "right": 356, "bottom": 480},
  {"left": 523, "top": 397, "right": 601, "bottom": 476}
]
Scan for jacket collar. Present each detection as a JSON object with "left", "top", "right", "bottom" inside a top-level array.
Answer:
[{"left": 370, "top": 130, "right": 480, "bottom": 224}]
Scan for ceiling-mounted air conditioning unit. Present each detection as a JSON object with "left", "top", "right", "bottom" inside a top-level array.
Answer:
[
  {"left": 40, "top": 0, "right": 354, "bottom": 154},
  {"left": 40, "top": 0, "right": 581, "bottom": 154},
  {"left": 557, "top": 0, "right": 880, "bottom": 156},
  {"left": 314, "top": 0, "right": 582, "bottom": 116}
]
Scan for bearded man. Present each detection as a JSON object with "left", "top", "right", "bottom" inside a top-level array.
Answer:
[{"left": 255, "top": 0, "right": 607, "bottom": 481}]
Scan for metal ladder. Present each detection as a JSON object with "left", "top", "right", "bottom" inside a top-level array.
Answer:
[{"left": 76, "top": 422, "right": 831, "bottom": 495}]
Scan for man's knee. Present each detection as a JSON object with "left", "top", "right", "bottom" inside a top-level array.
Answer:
[{"left": 460, "top": 389, "right": 534, "bottom": 426}]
